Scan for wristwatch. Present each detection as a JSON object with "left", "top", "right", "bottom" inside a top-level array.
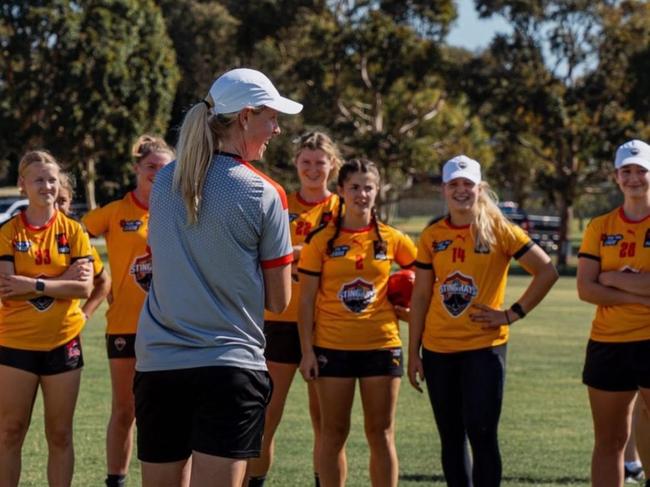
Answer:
[{"left": 35, "top": 279, "right": 45, "bottom": 294}]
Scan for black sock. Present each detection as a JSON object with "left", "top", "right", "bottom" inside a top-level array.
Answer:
[
  {"left": 248, "top": 475, "right": 266, "bottom": 487},
  {"left": 105, "top": 474, "right": 126, "bottom": 487},
  {"left": 315, "top": 473, "right": 320, "bottom": 487}
]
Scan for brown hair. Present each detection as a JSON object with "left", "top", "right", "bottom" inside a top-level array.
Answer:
[{"left": 132, "top": 134, "right": 175, "bottom": 164}]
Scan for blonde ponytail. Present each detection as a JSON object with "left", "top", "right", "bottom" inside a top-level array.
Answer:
[
  {"left": 472, "top": 182, "right": 515, "bottom": 251},
  {"left": 173, "top": 94, "right": 239, "bottom": 224}
]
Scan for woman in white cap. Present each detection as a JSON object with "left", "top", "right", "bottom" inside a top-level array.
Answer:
[
  {"left": 408, "top": 155, "right": 557, "bottom": 486},
  {"left": 577, "top": 139, "right": 650, "bottom": 486},
  {"left": 133, "top": 68, "right": 301, "bottom": 487}
]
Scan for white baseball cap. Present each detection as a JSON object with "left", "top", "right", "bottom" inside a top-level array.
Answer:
[
  {"left": 208, "top": 68, "right": 303, "bottom": 115},
  {"left": 442, "top": 155, "right": 481, "bottom": 184},
  {"left": 615, "top": 139, "right": 650, "bottom": 171}
]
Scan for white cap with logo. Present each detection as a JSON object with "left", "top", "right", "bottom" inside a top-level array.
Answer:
[
  {"left": 442, "top": 155, "right": 482, "bottom": 184},
  {"left": 209, "top": 68, "right": 303, "bottom": 115},
  {"left": 615, "top": 139, "right": 650, "bottom": 171}
]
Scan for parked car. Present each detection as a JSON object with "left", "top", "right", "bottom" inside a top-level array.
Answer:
[
  {"left": 0, "top": 198, "right": 28, "bottom": 224},
  {"left": 498, "top": 201, "right": 560, "bottom": 254}
]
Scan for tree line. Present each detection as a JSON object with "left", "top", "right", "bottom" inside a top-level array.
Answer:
[{"left": 1, "top": 0, "right": 649, "bottom": 267}]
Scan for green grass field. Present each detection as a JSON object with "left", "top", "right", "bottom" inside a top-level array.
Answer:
[{"left": 17, "top": 276, "right": 597, "bottom": 486}]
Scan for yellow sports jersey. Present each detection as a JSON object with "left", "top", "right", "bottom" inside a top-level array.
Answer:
[
  {"left": 578, "top": 207, "right": 650, "bottom": 342},
  {"left": 83, "top": 192, "right": 150, "bottom": 334},
  {"left": 265, "top": 192, "right": 339, "bottom": 323},
  {"left": 0, "top": 211, "right": 92, "bottom": 350},
  {"left": 298, "top": 222, "right": 416, "bottom": 350},
  {"left": 416, "top": 217, "right": 532, "bottom": 353}
]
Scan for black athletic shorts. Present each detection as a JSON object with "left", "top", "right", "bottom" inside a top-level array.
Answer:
[
  {"left": 134, "top": 366, "right": 272, "bottom": 462},
  {"left": 106, "top": 333, "right": 136, "bottom": 359},
  {"left": 314, "top": 346, "right": 403, "bottom": 378},
  {"left": 583, "top": 339, "right": 650, "bottom": 391},
  {"left": 264, "top": 321, "right": 301, "bottom": 364},
  {"left": 0, "top": 335, "right": 84, "bottom": 375}
]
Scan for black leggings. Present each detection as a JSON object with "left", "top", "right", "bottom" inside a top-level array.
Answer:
[{"left": 422, "top": 345, "right": 507, "bottom": 487}]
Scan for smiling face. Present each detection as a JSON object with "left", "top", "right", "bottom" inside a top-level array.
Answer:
[
  {"left": 443, "top": 177, "right": 480, "bottom": 215},
  {"left": 296, "top": 148, "right": 335, "bottom": 193},
  {"left": 20, "top": 162, "right": 60, "bottom": 210},
  {"left": 339, "top": 171, "right": 379, "bottom": 223},
  {"left": 242, "top": 107, "right": 281, "bottom": 161},
  {"left": 135, "top": 151, "right": 173, "bottom": 196},
  {"left": 616, "top": 164, "right": 650, "bottom": 200}
]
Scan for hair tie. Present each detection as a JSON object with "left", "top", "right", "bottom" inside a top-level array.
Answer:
[{"left": 201, "top": 100, "right": 212, "bottom": 110}]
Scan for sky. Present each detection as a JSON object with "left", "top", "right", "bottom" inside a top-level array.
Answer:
[{"left": 446, "top": 0, "right": 511, "bottom": 51}]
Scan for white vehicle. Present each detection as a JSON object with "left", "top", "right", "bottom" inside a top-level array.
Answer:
[{"left": 0, "top": 199, "right": 29, "bottom": 224}]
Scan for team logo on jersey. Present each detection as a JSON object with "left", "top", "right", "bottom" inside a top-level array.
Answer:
[
  {"left": 289, "top": 213, "right": 299, "bottom": 222},
  {"left": 432, "top": 240, "right": 452, "bottom": 252},
  {"left": 601, "top": 233, "right": 623, "bottom": 246},
  {"left": 113, "top": 336, "right": 127, "bottom": 351},
  {"left": 338, "top": 278, "right": 375, "bottom": 313},
  {"left": 373, "top": 240, "right": 388, "bottom": 260},
  {"left": 130, "top": 253, "right": 152, "bottom": 292},
  {"left": 13, "top": 240, "right": 31, "bottom": 252},
  {"left": 120, "top": 219, "right": 143, "bottom": 232},
  {"left": 620, "top": 265, "right": 639, "bottom": 273},
  {"left": 56, "top": 233, "right": 70, "bottom": 254},
  {"left": 439, "top": 271, "right": 478, "bottom": 317},
  {"left": 330, "top": 245, "right": 350, "bottom": 257},
  {"left": 644, "top": 229, "right": 650, "bottom": 248}
]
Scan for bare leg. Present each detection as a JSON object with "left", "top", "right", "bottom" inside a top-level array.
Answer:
[
  {"left": 190, "top": 451, "right": 247, "bottom": 487},
  {"left": 316, "top": 378, "right": 355, "bottom": 487},
  {"left": 636, "top": 388, "right": 650, "bottom": 477},
  {"left": 0, "top": 365, "right": 39, "bottom": 487},
  {"left": 359, "top": 377, "right": 400, "bottom": 487},
  {"left": 41, "top": 369, "right": 82, "bottom": 487},
  {"left": 141, "top": 458, "right": 191, "bottom": 487},
  {"left": 106, "top": 358, "right": 136, "bottom": 476},
  {"left": 308, "top": 381, "right": 322, "bottom": 478},
  {"left": 245, "top": 361, "right": 297, "bottom": 482},
  {"left": 588, "top": 387, "right": 636, "bottom": 487}
]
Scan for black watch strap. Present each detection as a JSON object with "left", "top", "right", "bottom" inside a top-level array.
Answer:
[
  {"left": 510, "top": 302, "right": 526, "bottom": 319},
  {"left": 35, "top": 279, "right": 45, "bottom": 293}
]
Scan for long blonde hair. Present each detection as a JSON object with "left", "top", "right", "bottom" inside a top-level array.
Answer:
[
  {"left": 472, "top": 181, "right": 515, "bottom": 251},
  {"left": 132, "top": 134, "right": 174, "bottom": 164},
  {"left": 18, "top": 150, "right": 61, "bottom": 179}
]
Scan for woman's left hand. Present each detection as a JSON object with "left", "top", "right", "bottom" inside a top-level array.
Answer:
[
  {"left": 0, "top": 274, "right": 36, "bottom": 297},
  {"left": 394, "top": 305, "right": 410, "bottom": 322},
  {"left": 469, "top": 303, "right": 509, "bottom": 328}
]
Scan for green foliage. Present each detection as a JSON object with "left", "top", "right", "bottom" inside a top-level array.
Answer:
[{"left": 0, "top": 0, "right": 179, "bottom": 204}]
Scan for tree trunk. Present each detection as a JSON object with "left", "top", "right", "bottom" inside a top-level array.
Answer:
[
  {"left": 556, "top": 198, "right": 573, "bottom": 272},
  {"left": 83, "top": 156, "right": 97, "bottom": 210}
]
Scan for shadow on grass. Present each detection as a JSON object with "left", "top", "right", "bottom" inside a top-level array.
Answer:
[{"left": 400, "top": 473, "right": 588, "bottom": 484}]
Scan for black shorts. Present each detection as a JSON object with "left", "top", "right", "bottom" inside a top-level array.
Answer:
[
  {"left": 583, "top": 339, "right": 650, "bottom": 391},
  {"left": 134, "top": 366, "right": 272, "bottom": 462},
  {"left": 314, "top": 346, "right": 403, "bottom": 378},
  {"left": 106, "top": 333, "right": 136, "bottom": 359},
  {"left": 0, "top": 336, "right": 84, "bottom": 376},
  {"left": 264, "top": 321, "right": 301, "bottom": 364}
]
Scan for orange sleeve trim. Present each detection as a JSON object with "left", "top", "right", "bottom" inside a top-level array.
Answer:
[{"left": 261, "top": 253, "right": 293, "bottom": 269}]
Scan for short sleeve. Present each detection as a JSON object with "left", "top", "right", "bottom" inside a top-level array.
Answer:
[
  {"left": 70, "top": 223, "right": 93, "bottom": 261},
  {"left": 298, "top": 235, "right": 324, "bottom": 276},
  {"left": 503, "top": 223, "right": 534, "bottom": 260},
  {"left": 259, "top": 186, "right": 293, "bottom": 269},
  {"left": 0, "top": 221, "right": 15, "bottom": 262},
  {"left": 394, "top": 230, "right": 417, "bottom": 268},
  {"left": 415, "top": 228, "right": 433, "bottom": 269},
  {"left": 82, "top": 205, "right": 110, "bottom": 238},
  {"left": 578, "top": 218, "right": 601, "bottom": 262},
  {"left": 90, "top": 246, "right": 104, "bottom": 276}
]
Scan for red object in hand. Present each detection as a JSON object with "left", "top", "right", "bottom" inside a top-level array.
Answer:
[{"left": 387, "top": 269, "right": 415, "bottom": 308}]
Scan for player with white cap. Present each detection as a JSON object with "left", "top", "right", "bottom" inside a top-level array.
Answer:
[
  {"left": 134, "top": 68, "right": 302, "bottom": 487},
  {"left": 578, "top": 139, "right": 650, "bottom": 486},
  {"left": 409, "top": 155, "right": 558, "bottom": 486}
]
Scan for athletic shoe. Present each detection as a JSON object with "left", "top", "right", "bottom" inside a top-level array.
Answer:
[{"left": 625, "top": 464, "right": 645, "bottom": 483}]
